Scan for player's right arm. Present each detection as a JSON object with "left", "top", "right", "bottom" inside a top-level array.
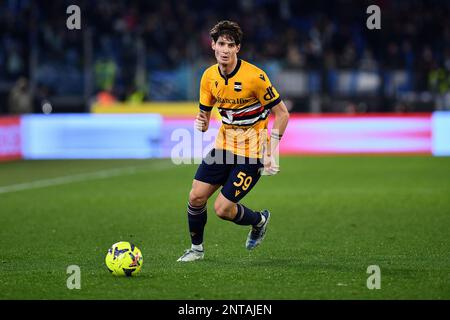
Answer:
[
  {"left": 197, "top": 69, "right": 216, "bottom": 132},
  {"left": 195, "top": 110, "right": 211, "bottom": 132}
]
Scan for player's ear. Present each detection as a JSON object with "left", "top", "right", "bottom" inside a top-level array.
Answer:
[
  {"left": 211, "top": 40, "right": 216, "bottom": 50},
  {"left": 236, "top": 44, "right": 241, "bottom": 53}
]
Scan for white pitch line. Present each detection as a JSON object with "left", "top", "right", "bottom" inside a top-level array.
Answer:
[{"left": 0, "top": 162, "right": 174, "bottom": 195}]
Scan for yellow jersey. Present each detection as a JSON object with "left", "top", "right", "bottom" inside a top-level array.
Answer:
[{"left": 199, "top": 59, "right": 281, "bottom": 158}]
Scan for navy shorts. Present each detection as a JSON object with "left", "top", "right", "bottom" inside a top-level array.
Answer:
[{"left": 194, "top": 149, "right": 264, "bottom": 203}]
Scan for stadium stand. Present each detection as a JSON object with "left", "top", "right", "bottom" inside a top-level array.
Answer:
[{"left": 0, "top": 0, "right": 449, "bottom": 113}]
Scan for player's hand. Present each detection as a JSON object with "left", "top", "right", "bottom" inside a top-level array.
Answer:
[
  {"left": 261, "top": 153, "right": 280, "bottom": 176},
  {"left": 261, "top": 133, "right": 281, "bottom": 176},
  {"left": 195, "top": 112, "right": 208, "bottom": 132}
]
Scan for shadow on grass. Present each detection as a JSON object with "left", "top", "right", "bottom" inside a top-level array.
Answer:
[{"left": 186, "top": 255, "right": 365, "bottom": 274}]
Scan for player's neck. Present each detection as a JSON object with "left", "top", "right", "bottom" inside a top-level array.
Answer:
[{"left": 218, "top": 58, "right": 238, "bottom": 77}]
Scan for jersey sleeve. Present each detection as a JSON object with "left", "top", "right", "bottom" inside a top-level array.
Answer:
[
  {"left": 199, "top": 70, "right": 215, "bottom": 112},
  {"left": 254, "top": 71, "right": 281, "bottom": 109}
]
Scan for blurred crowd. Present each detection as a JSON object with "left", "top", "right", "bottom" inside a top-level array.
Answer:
[{"left": 1, "top": 0, "right": 450, "bottom": 111}]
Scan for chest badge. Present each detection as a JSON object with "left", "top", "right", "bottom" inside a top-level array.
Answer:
[
  {"left": 226, "top": 110, "right": 234, "bottom": 121},
  {"left": 234, "top": 82, "right": 242, "bottom": 92}
]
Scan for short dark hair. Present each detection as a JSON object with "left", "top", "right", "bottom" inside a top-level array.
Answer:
[{"left": 210, "top": 20, "right": 243, "bottom": 46}]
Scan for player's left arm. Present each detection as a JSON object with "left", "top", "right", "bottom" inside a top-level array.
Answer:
[
  {"left": 270, "top": 100, "right": 289, "bottom": 142},
  {"left": 263, "top": 100, "right": 289, "bottom": 175},
  {"left": 254, "top": 71, "right": 289, "bottom": 175}
]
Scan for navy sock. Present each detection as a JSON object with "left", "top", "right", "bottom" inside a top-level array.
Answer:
[
  {"left": 187, "top": 202, "right": 207, "bottom": 245},
  {"left": 232, "top": 203, "right": 262, "bottom": 226}
]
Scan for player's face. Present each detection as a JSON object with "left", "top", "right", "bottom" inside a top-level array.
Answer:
[{"left": 212, "top": 36, "right": 240, "bottom": 65}]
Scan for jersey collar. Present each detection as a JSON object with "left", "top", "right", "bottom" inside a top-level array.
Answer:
[{"left": 218, "top": 59, "right": 242, "bottom": 80}]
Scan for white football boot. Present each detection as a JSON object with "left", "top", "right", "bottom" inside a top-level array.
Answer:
[{"left": 177, "top": 248, "right": 204, "bottom": 262}]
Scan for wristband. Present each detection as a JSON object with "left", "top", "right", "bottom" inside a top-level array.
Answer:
[{"left": 270, "top": 132, "right": 283, "bottom": 140}]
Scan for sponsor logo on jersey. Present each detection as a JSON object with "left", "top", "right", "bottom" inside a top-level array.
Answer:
[
  {"left": 263, "top": 86, "right": 276, "bottom": 101},
  {"left": 216, "top": 96, "right": 252, "bottom": 104}
]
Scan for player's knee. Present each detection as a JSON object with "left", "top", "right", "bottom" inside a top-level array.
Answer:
[
  {"left": 189, "top": 189, "right": 208, "bottom": 207},
  {"left": 214, "top": 200, "right": 233, "bottom": 220}
]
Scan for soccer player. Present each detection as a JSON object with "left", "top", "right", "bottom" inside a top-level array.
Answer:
[{"left": 177, "top": 20, "right": 289, "bottom": 262}]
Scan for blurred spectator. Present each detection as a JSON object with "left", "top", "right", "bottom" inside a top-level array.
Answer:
[
  {"left": 8, "top": 77, "right": 32, "bottom": 114},
  {"left": 429, "top": 62, "right": 450, "bottom": 110},
  {"left": 6, "top": 47, "right": 25, "bottom": 79},
  {"left": 285, "top": 44, "right": 305, "bottom": 68},
  {"left": 344, "top": 101, "right": 358, "bottom": 114},
  {"left": 394, "top": 102, "right": 413, "bottom": 113},
  {"left": 96, "top": 90, "right": 117, "bottom": 106},
  {"left": 416, "top": 46, "right": 435, "bottom": 91},
  {"left": 384, "top": 42, "right": 403, "bottom": 70},
  {"left": 126, "top": 90, "right": 146, "bottom": 104},
  {"left": 429, "top": 67, "right": 450, "bottom": 95},
  {"left": 359, "top": 49, "right": 378, "bottom": 71},
  {"left": 338, "top": 43, "right": 357, "bottom": 69},
  {"left": 33, "top": 84, "right": 51, "bottom": 112},
  {"left": 125, "top": 84, "right": 146, "bottom": 104},
  {"left": 95, "top": 57, "right": 117, "bottom": 92}
]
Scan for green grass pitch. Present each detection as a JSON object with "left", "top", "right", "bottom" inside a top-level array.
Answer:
[{"left": 0, "top": 156, "right": 449, "bottom": 299}]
